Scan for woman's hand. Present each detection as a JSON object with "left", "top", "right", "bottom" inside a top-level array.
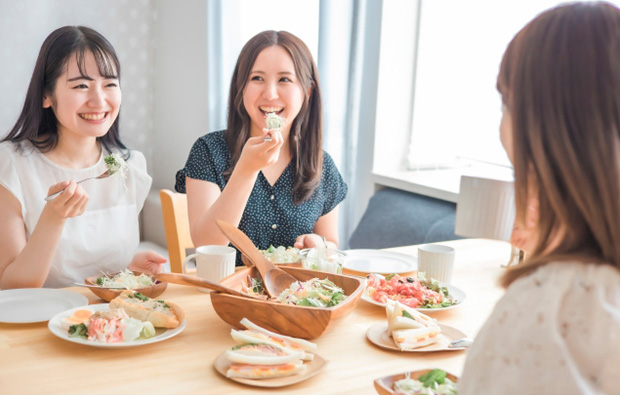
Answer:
[
  {"left": 128, "top": 250, "right": 167, "bottom": 275},
  {"left": 295, "top": 233, "right": 329, "bottom": 250},
  {"left": 44, "top": 180, "right": 89, "bottom": 219},
  {"left": 236, "top": 128, "right": 284, "bottom": 175}
]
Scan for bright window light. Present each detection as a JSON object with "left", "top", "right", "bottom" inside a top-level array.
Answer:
[{"left": 408, "top": 0, "right": 620, "bottom": 169}]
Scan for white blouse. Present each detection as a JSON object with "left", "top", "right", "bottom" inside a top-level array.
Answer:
[
  {"left": 459, "top": 260, "right": 620, "bottom": 394},
  {"left": 0, "top": 141, "right": 152, "bottom": 288}
]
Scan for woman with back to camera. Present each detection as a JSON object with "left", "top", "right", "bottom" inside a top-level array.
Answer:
[
  {"left": 176, "top": 30, "right": 347, "bottom": 263},
  {"left": 0, "top": 26, "right": 166, "bottom": 289},
  {"left": 459, "top": 3, "right": 620, "bottom": 393}
]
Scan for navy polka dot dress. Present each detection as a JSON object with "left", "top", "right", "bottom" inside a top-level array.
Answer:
[{"left": 175, "top": 130, "right": 348, "bottom": 265}]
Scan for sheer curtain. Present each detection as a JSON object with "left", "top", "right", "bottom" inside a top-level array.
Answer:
[
  {"left": 205, "top": 0, "right": 383, "bottom": 248},
  {"left": 318, "top": 0, "right": 383, "bottom": 247}
]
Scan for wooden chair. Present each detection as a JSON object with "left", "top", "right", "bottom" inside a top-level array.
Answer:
[{"left": 159, "top": 189, "right": 194, "bottom": 273}]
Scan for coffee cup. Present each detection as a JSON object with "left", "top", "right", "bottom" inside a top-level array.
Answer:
[
  {"left": 182, "top": 245, "right": 236, "bottom": 292},
  {"left": 417, "top": 244, "right": 455, "bottom": 284}
]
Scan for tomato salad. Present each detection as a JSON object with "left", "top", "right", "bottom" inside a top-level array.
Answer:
[{"left": 366, "top": 273, "right": 458, "bottom": 309}]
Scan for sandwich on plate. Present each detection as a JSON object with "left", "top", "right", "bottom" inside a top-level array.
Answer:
[
  {"left": 385, "top": 299, "right": 442, "bottom": 350},
  {"left": 109, "top": 290, "right": 184, "bottom": 329},
  {"left": 225, "top": 318, "right": 318, "bottom": 379}
]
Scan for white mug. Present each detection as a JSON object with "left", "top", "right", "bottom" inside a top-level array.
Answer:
[
  {"left": 417, "top": 244, "right": 455, "bottom": 284},
  {"left": 182, "top": 245, "right": 236, "bottom": 292}
]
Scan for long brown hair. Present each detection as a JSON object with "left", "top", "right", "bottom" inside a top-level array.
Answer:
[
  {"left": 3, "top": 26, "right": 128, "bottom": 157},
  {"left": 224, "top": 30, "right": 322, "bottom": 204},
  {"left": 498, "top": 2, "right": 620, "bottom": 287}
]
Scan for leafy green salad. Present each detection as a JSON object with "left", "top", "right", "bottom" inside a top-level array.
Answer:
[
  {"left": 276, "top": 278, "right": 346, "bottom": 307},
  {"left": 394, "top": 369, "right": 458, "bottom": 395}
]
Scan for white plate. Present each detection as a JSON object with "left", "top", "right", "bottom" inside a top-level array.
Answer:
[
  {"left": 214, "top": 352, "right": 327, "bottom": 388},
  {"left": 0, "top": 288, "right": 88, "bottom": 323},
  {"left": 362, "top": 280, "right": 466, "bottom": 312},
  {"left": 48, "top": 304, "right": 186, "bottom": 348},
  {"left": 367, "top": 323, "right": 468, "bottom": 352},
  {"left": 343, "top": 250, "right": 417, "bottom": 274}
]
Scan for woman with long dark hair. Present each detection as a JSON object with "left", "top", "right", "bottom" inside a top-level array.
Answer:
[
  {"left": 460, "top": 3, "right": 620, "bottom": 393},
  {"left": 176, "top": 30, "right": 347, "bottom": 263},
  {"left": 0, "top": 26, "right": 165, "bottom": 288}
]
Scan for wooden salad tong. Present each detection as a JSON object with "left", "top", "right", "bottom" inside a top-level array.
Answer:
[
  {"left": 156, "top": 272, "right": 260, "bottom": 299},
  {"left": 215, "top": 219, "right": 297, "bottom": 299}
]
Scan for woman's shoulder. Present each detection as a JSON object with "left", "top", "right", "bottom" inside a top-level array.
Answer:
[
  {"left": 511, "top": 260, "right": 620, "bottom": 293},
  {"left": 0, "top": 140, "right": 35, "bottom": 157},
  {"left": 126, "top": 149, "right": 147, "bottom": 167},
  {"left": 197, "top": 130, "right": 227, "bottom": 147}
]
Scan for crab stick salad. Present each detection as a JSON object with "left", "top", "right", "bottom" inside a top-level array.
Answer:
[
  {"left": 63, "top": 308, "right": 155, "bottom": 343},
  {"left": 367, "top": 273, "right": 456, "bottom": 309},
  {"left": 226, "top": 318, "right": 317, "bottom": 379}
]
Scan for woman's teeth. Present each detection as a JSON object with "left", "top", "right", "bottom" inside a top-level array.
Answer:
[
  {"left": 80, "top": 113, "right": 106, "bottom": 120},
  {"left": 260, "top": 107, "right": 283, "bottom": 114}
]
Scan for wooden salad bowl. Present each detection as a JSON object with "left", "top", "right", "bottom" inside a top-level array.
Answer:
[
  {"left": 84, "top": 271, "right": 167, "bottom": 302},
  {"left": 373, "top": 369, "right": 458, "bottom": 395},
  {"left": 210, "top": 265, "right": 364, "bottom": 339}
]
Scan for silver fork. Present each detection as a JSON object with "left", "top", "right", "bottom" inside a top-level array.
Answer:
[{"left": 44, "top": 170, "right": 111, "bottom": 201}]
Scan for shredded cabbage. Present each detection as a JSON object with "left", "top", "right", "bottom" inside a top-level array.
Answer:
[
  {"left": 265, "top": 112, "right": 284, "bottom": 130},
  {"left": 97, "top": 269, "right": 155, "bottom": 289},
  {"left": 259, "top": 245, "right": 300, "bottom": 263},
  {"left": 104, "top": 153, "right": 128, "bottom": 177}
]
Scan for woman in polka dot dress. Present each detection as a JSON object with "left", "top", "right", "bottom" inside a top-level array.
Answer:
[{"left": 176, "top": 30, "right": 347, "bottom": 265}]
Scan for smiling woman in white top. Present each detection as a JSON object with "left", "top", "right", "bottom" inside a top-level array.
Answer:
[
  {"left": 459, "top": 3, "right": 620, "bottom": 393},
  {"left": 0, "top": 26, "right": 166, "bottom": 289}
]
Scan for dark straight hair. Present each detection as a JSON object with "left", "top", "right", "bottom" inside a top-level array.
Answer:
[
  {"left": 224, "top": 30, "right": 322, "bottom": 204},
  {"left": 3, "top": 25, "right": 128, "bottom": 157},
  {"left": 497, "top": 2, "right": 620, "bottom": 286}
]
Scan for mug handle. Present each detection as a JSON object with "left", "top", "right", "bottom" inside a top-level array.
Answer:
[{"left": 182, "top": 253, "right": 198, "bottom": 274}]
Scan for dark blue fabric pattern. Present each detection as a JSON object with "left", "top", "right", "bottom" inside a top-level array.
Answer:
[{"left": 176, "top": 130, "right": 348, "bottom": 264}]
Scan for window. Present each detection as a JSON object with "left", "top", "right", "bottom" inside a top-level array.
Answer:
[{"left": 408, "top": 0, "right": 620, "bottom": 169}]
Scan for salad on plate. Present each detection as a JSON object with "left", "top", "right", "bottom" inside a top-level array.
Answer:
[
  {"left": 394, "top": 369, "right": 458, "bottom": 395},
  {"left": 365, "top": 273, "right": 458, "bottom": 309},
  {"left": 96, "top": 269, "right": 155, "bottom": 289},
  {"left": 259, "top": 245, "right": 300, "bottom": 264},
  {"left": 64, "top": 307, "right": 155, "bottom": 343}
]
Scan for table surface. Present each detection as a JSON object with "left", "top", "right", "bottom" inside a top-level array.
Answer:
[{"left": 0, "top": 239, "right": 510, "bottom": 394}]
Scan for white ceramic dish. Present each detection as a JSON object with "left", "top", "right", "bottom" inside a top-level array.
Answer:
[
  {"left": 214, "top": 352, "right": 327, "bottom": 388},
  {"left": 0, "top": 289, "right": 88, "bottom": 323},
  {"left": 367, "top": 323, "right": 468, "bottom": 352},
  {"left": 343, "top": 250, "right": 417, "bottom": 275},
  {"left": 48, "top": 304, "right": 186, "bottom": 348},
  {"left": 362, "top": 280, "right": 467, "bottom": 312}
]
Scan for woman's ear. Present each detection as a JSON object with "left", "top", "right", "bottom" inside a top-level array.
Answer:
[
  {"left": 42, "top": 95, "right": 52, "bottom": 108},
  {"left": 307, "top": 81, "right": 314, "bottom": 99}
]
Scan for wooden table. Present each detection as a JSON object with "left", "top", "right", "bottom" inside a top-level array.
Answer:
[{"left": 0, "top": 239, "right": 510, "bottom": 394}]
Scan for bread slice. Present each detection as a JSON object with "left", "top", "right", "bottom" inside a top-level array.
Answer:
[
  {"left": 109, "top": 290, "right": 184, "bottom": 329},
  {"left": 226, "top": 361, "right": 306, "bottom": 379},
  {"left": 392, "top": 326, "right": 441, "bottom": 350},
  {"left": 386, "top": 300, "right": 438, "bottom": 333}
]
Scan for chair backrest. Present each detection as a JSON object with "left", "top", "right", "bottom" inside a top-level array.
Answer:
[{"left": 159, "top": 189, "right": 194, "bottom": 273}]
